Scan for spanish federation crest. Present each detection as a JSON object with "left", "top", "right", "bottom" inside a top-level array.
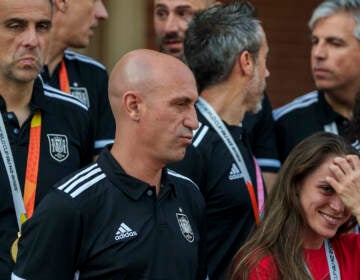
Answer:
[
  {"left": 70, "top": 86, "right": 90, "bottom": 108},
  {"left": 176, "top": 212, "right": 194, "bottom": 243},
  {"left": 47, "top": 134, "right": 69, "bottom": 162}
]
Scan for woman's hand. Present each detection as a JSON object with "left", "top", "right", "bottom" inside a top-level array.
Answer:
[{"left": 326, "top": 155, "right": 360, "bottom": 224}]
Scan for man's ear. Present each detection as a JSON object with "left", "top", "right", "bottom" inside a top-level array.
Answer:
[
  {"left": 238, "top": 50, "right": 255, "bottom": 77},
  {"left": 122, "top": 91, "right": 142, "bottom": 121},
  {"left": 53, "top": 0, "right": 69, "bottom": 13}
]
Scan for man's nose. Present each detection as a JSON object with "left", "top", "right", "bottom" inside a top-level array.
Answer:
[{"left": 95, "top": 0, "right": 109, "bottom": 21}]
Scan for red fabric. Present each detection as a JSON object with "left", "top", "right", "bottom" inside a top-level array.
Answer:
[
  {"left": 248, "top": 234, "right": 360, "bottom": 280},
  {"left": 249, "top": 256, "right": 279, "bottom": 280}
]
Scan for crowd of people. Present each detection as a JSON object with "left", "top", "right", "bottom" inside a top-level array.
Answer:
[{"left": 0, "top": 0, "right": 359, "bottom": 279}]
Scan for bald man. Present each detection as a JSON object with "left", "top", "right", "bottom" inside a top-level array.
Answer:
[{"left": 12, "top": 50, "right": 207, "bottom": 280}]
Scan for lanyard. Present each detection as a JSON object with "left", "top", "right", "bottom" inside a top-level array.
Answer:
[
  {"left": 305, "top": 239, "right": 341, "bottom": 280},
  {"left": 23, "top": 110, "right": 42, "bottom": 218},
  {"left": 59, "top": 59, "right": 70, "bottom": 93},
  {"left": 0, "top": 110, "right": 42, "bottom": 229},
  {"left": 196, "top": 97, "right": 264, "bottom": 224}
]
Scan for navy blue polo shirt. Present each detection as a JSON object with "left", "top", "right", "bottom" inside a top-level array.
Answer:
[
  {"left": 41, "top": 50, "right": 115, "bottom": 154},
  {"left": 243, "top": 93, "right": 280, "bottom": 172},
  {"left": 0, "top": 78, "right": 94, "bottom": 279},
  {"left": 170, "top": 110, "right": 260, "bottom": 279},
  {"left": 13, "top": 147, "right": 207, "bottom": 280},
  {"left": 273, "top": 90, "right": 352, "bottom": 162}
]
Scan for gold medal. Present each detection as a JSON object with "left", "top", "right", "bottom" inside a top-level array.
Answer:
[{"left": 10, "top": 232, "right": 21, "bottom": 263}]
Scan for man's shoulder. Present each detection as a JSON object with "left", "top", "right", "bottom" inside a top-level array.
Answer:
[
  {"left": 166, "top": 169, "right": 205, "bottom": 209},
  {"left": 42, "top": 82, "right": 89, "bottom": 112},
  {"left": 192, "top": 120, "right": 221, "bottom": 150},
  {"left": 167, "top": 169, "right": 202, "bottom": 194},
  {"left": 64, "top": 50, "right": 107, "bottom": 72},
  {"left": 54, "top": 162, "right": 107, "bottom": 201},
  {"left": 273, "top": 90, "right": 319, "bottom": 121}
]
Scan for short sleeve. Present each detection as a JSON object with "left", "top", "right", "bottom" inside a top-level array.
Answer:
[{"left": 13, "top": 191, "right": 82, "bottom": 280}]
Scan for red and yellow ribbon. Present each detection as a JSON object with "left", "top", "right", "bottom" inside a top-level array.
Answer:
[
  {"left": 59, "top": 59, "right": 70, "bottom": 93},
  {"left": 23, "top": 111, "right": 41, "bottom": 218}
]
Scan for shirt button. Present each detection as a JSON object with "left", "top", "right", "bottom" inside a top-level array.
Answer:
[
  {"left": 7, "top": 113, "right": 14, "bottom": 119},
  {"left": 13, "top": 128, "right": 19, "bottom": 134},
  {"left": 147, "top": 189, "right": 153, "bottom": 196}
]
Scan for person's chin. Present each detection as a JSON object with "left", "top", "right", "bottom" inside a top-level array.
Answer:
[
  {"left": 249, "top": 101, "right": 263, "bottom": 114},
  {"left": 70, "top": 38, "right": 90, "bottom": 49},
  {"left": 12, "top": 69, "right": 40, "bottom": 83},
  {"left": 163, "top": 47, "right": 183, "bottom": 58}
]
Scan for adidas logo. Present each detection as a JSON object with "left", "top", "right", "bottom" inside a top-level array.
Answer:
[
  {"left": 114, "top": 223, "right": 138, "bottom": 241},
  {"left": 228, "top": 163, "right": 243, "bottom": 180}
]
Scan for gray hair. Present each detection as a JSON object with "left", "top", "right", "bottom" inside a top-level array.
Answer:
[
  {"left": 309, "top": 0, "right": 360, "bottom": 41},
  {"left": 184, "top": 1, "right": 263, "bottom": 92}
]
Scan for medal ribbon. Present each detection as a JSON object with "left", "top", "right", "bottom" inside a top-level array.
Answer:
[
  {"left": 59, "top": 59, "right": 70, "bottom": 93},
  {"left": 196, "top": 97, "right": 264, "bottom": 225},
  {"left": 23, "top": 110, "right": 41, "bottom": 218}
]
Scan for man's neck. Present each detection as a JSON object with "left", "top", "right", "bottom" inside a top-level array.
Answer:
[
  {"left": 200, "top": 83, "right": 247, "bottom": 125},
  {"left": 45, "top": 37, "right": 67, "bottom": 77},
  {"left": 110, "top": 140, "right": 163, "bottom": 195},
  {"left": 0, "top": 78, "right": 34, "bottom": 127},
  {"left": 324, "top": 90, "right": 355, "bottom": 120}
]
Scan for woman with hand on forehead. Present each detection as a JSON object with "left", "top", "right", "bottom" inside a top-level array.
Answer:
[{"left": 228, "top": 132, "right": 360, "bottom": 280}]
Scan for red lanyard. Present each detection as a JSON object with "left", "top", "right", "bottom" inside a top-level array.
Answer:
[
  {"left": 23, "top": 110, "right": 41, "bottom": 218},
  {"left": 59, "top": 59, "right": 70, "bottom": 93}
]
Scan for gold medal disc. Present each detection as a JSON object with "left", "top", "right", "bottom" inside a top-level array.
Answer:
[{"left": 10, "top": 232, "right": 20, "bottom": 262}]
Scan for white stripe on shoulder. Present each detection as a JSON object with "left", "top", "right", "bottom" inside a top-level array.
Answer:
[
  {"left": 167, "top": 169, "right": 199, "bottom": 191},
  {"left": 43, "top": 84, "right": 88, "bottom": 111},
  {"left": 58, "top": 164, "right": 99, "bottom": 191},
  {"left": 192, "top": 121, "right": 202, "bottom": 136},
  {"left": 273, "top": 91, "right": 318, "bottom": 121},
  {"left": 64, "top": 50, "right": 106, "bottom": 70},
  {"left": 74, "top": 271, "right": 80, "bottom": 280},
  {"left": 352, "top": 139, "right": 360, "bottom": 152},
  {"left": 63, "top": 168, "right": 103, "bottom": 194},
  {"left": 70, "top": 173, "right": 106, "bottom": 198},
  {"left": 193, "top": 123, "right": 209, "bottom": 148},
  {"left": 11, "top": 273, "right": 26, "bottom": 280},
  {"left": 57, "top": 163, "right": 107, "bottom": 198},
  {"left": 256, "top": 158, "right": 281, "bottom": 169},
  {"left": 94, "top": 139, "right": 114, "bottom": 149}
]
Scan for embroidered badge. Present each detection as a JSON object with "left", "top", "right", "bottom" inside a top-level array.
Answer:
[
  {"left": 47, "top": 134, "right": 69, "bottom": 162},
  {"left": 176, "top": 209, "right": 194, "bottom": 243},
  {"left": 70, "top": 87, "right": 90, "bottom": 108}
]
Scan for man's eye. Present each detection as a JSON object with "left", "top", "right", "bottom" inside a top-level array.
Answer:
[
  {"left": 178, "top": 10, "right": 193, "bottom": 21},
  {"left": 329, "top": 40, "right": 344, "bottom": 47},
  {"left": 8, "top": 24, "right": 23, "bottom": 30},
  {"left": 311, "top": 37, "right": 318, "bottom": 45},
  {"left": 155, "top": 9, "right": 168, "bottom": 19},
  {"left": 37, "top": 23, "right": 51, "bottom": 32}
]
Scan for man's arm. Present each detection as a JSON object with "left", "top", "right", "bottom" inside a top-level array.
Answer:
[
  {"left": 13, "top": 191, "right": 82, "bottom": 280},
  {"left": 244, "top": 93, "right": 280, "bottom": 192}
]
